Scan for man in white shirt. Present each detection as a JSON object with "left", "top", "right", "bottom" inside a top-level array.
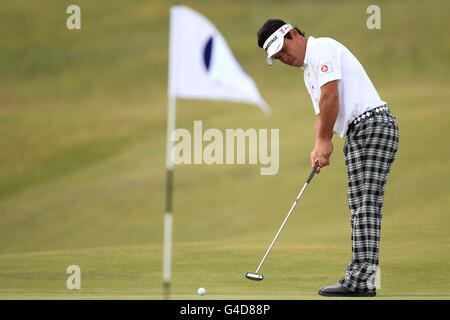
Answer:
[{"left": 257, "top": 19, "right": 399, "bottom": 297}]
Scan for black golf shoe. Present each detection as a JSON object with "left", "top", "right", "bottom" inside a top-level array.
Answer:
[{"left": 318, "top": 283, "right": 376, "bottom": 297}]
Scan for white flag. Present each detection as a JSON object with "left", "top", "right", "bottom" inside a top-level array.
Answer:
[{"left": 168, "top": 5, "right": 271, "bottom": 116}]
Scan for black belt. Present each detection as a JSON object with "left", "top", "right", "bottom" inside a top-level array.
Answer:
[{"left": 346, "top": 104, "right": 389, "bottom": 135}]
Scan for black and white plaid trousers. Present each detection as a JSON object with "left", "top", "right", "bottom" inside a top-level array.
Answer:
[{"left": 339, "top": 107, "right": 399, "bottom": 292}]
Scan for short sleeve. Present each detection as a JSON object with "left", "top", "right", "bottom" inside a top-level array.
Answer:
[{"left": 313, "top": 44, "right": 342, "bottom": 88}]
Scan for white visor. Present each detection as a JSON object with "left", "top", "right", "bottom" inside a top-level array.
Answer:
[{"left": 263, "top": 23, "right": 293, "bottom": 66}]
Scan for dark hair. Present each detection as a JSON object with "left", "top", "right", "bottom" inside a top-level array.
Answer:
[{"left": 257, "top": 19, "right": 305, "bottom": 49}]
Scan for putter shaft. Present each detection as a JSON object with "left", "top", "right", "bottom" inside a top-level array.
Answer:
[
  {"left": 254, "top": 162, "right": 319, "bottom": 274},
  {"left": 255, "top": 182, "right": 308, "bottom": 273}
]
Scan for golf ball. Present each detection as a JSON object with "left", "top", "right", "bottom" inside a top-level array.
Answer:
[{"left": 198, "top": 287, "right": 206, "bottom": 295}]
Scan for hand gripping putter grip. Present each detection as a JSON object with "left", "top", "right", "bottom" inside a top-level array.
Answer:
[{"left": 245, "top": 162, "right": 320, "bottom": 281}]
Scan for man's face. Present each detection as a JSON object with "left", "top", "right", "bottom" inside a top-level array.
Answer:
[{"left": 272, "top": 30, "right": 305, "bottom": 68}]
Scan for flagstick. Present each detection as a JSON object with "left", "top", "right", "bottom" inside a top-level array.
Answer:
[
  {"left": 163, "top": 95, "right": 176, "bottom": 300},
  {"left": 162, "top": 4, "right": 271, "bottom": 300}
]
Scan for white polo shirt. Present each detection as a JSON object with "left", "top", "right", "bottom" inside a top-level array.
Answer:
[{"left": 302, "top": 36, "right": 386, "bottom": 137}]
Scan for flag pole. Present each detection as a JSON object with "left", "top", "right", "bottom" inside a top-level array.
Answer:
[
  {"left": 163, "top": 2, "right": 179, "bottom": 300},
  {"left": 163, "top": 95, "right": 176, "bottom": 300},
  {"left": 162, "top": 3, "right": 270, "bottom": 300}
]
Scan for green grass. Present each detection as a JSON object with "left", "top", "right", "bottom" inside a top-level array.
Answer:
[{"left": 0, "top": 0, "right": 449, "bottom": 299}]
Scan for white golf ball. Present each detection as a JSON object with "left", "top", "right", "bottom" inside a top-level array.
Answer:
[{"left": 198, "top": 287, "right": 206, "bottom": 295}]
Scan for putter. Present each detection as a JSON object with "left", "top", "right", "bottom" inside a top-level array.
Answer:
[{"left": 245, "top": 161, "right": 320, "bottom": 281}]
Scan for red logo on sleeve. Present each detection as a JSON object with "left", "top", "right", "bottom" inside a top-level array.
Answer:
[{"left": 319, "top": 62, "right": 333, "bottom": 76}]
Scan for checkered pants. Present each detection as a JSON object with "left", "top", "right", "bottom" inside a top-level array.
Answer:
[{"left": 339, "top": 108, "right": 399, "bottom": 292}]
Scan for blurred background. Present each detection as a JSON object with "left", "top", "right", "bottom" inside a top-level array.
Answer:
[{"left": 0, "top": 0, "right": 448, "bottom": 299}]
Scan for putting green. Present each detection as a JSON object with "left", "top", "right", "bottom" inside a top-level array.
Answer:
[{"left": 0, "top": 0, "right": 449, "bottom": 299}]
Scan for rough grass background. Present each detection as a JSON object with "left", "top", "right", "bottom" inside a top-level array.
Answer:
[{"left": 0, "top": 0, "right": 449, "bottom": 299}]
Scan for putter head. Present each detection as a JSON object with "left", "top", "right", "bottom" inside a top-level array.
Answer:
[{"left": 245, "top": 272, "right": 264, "bottom": 281}]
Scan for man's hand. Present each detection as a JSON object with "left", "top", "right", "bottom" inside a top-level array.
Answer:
[{"left": 311, "top": 139, "right": 333, "bottom": 173}]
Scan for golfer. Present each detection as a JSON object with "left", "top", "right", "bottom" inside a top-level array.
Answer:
[{"left": 257, "top": 19, "right": 399, "bottom": 297}]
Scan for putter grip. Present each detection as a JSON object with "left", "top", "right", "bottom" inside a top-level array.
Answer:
[{"left": 306, "top": 162, "right": 319, "bottom": 184}]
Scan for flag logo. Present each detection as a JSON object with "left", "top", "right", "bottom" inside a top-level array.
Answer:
[{"left": 203, "top": 36, "right": 214, "bottom": 71}]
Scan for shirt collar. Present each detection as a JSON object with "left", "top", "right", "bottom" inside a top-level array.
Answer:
[{"left": 301, "top": 36, "right": 315, "bottom": 70}]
